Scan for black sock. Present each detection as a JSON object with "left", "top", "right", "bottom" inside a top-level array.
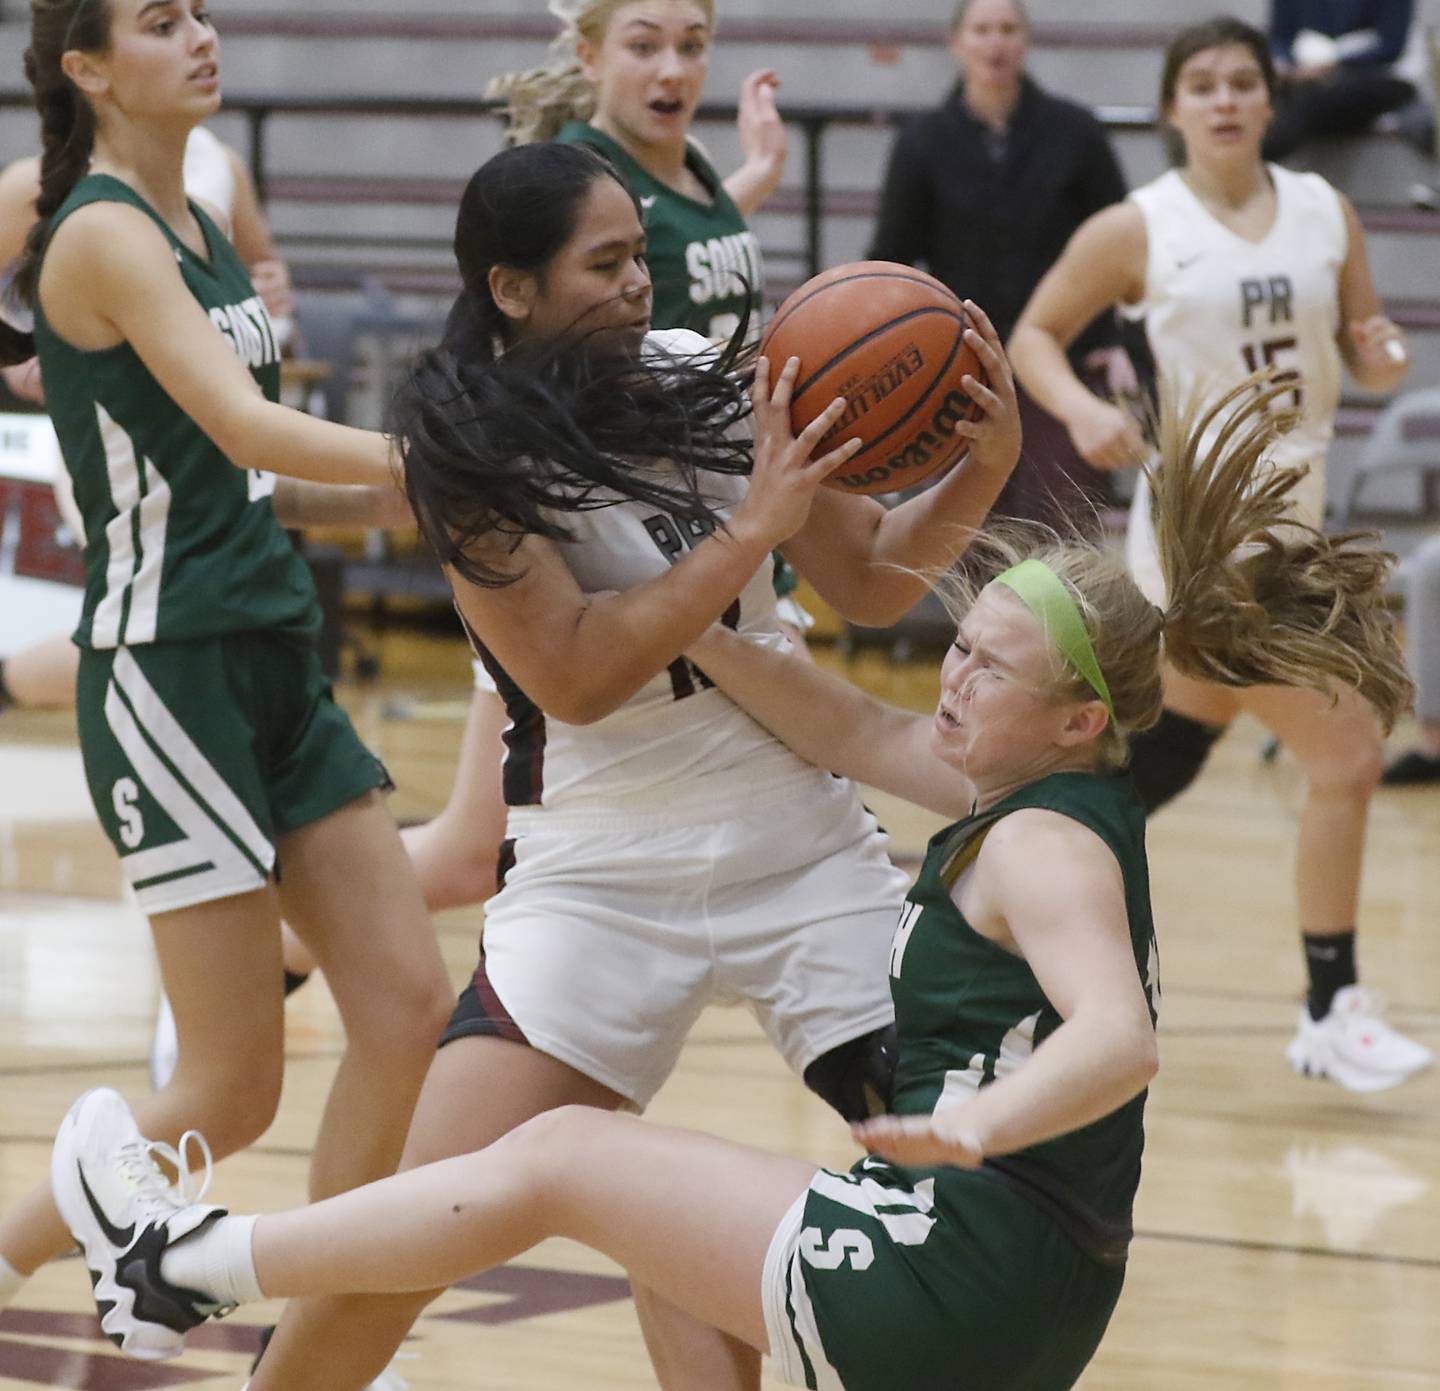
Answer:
[
  {"left": 0, "top": 661, "right": 12, "bottom": 712},
  {"left": 1303, "top": 931, "right": 1357, "bottom": 1020},
  {"left": 282, "top": 969, "right": 311, "bottom": 998}
]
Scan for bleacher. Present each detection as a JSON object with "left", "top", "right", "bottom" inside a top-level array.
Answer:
[{"left": 2, "top": 0, "right": 1439, "bottom": 517}]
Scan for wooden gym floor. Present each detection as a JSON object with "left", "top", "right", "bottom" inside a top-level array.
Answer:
[{"left": 1, "top": 626, "right": 1437, "bottom": 1390}]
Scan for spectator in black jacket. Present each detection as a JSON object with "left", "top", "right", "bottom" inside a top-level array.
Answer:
[
  {"left": 870, "top": 0, "right": 1132, "bottom": 531},
  {"left": 1265, "top": 0, "right": 1419, "bottom": 159}
]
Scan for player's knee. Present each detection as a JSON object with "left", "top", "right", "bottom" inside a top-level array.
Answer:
[
  {"left": 1304, "top": 734, "right": 1383, "bottom": 799},
  {"left": 352, "top": 964, "right": 453, "bottom": 1061},
  {"left": 171, "top": 1064, "right": 283, "bottom": 1156},
  {"left": 516, "top": 1104, "right": 600, "bottom": 1159},
  {"left": 803, "top": 1024, "right": 898, "bottom": 1123},
  {"left": 1125, "top": 709, "right": 1225, "bottom": 814},
  {"left": 496, "top": 1106, "right": 597, "bottom": 1214},
  {"left": 415, "top": 967, "right": 460, "bottom": 1039}
]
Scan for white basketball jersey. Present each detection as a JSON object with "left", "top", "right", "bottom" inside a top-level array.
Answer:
[
  {"left": 182, "top": 127, "right": 237, "bottom": 222},
  {"left": 1124, "top": 166, "right": 1348, "bottom": 600},
  {"left": 470, "top": 329, "right": 812, "bottom": 812}
]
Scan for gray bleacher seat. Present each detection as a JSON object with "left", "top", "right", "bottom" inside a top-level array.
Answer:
[
  {"left": 292, "top": 279, "right": 398, "bottom": 423},
  {"left": 1333, "top": 386, "right": 1440, "bottom": 528}
]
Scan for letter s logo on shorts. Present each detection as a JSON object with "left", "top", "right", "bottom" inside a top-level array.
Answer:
[
  {"left": 112, "top": 777, "right": 145, "bottom": 849},
  {"left": 800, "top": 1226, "right": 875, "bottom": 1272}
]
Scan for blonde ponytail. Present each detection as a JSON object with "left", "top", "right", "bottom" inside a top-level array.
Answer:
[
  {"left": 927, "top": 372, "right": 1411, "bottom": 771},
  {"left": 487, "top": 63, "right": 596, "bottom": 147},
  {"left": 1151, "top": 376, "right": 1412, "bottom": 731}
]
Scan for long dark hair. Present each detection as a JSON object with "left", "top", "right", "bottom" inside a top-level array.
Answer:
[
  {"left": 395, "top": 142, "right": 755, "bottom": 588},
  {"left": 0, "top": 0, "right": 113, "bottom": 367}
]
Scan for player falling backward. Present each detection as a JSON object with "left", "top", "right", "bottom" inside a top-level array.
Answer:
[{"left": 48, "top": 377, "right": 1416, "bottom": 1388}]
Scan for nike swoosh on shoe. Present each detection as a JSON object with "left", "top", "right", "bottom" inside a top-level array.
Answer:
[{"left": 78, "top": 1163, "right": 137, "bottom": 1248}]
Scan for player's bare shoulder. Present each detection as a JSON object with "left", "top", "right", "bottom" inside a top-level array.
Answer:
[{"left": 1073, "top": 202, "right": 1148, "bottom": 302}]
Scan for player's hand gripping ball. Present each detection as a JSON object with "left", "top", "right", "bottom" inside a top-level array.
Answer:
[{"left": 759, "top": 262, "right": 986, "bottom": 495}]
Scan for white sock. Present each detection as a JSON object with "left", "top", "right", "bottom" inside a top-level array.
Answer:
[
  {"left": 0, "top": 1254, "right": 28, "bottom": 1307},
  {"left": 159, "top": 1214, "right": 263, "bottom": 1307}
]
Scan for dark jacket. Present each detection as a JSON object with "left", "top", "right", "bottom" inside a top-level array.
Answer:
[{"left": 868, "top": 77, "right": 1127, "bottom": 358}]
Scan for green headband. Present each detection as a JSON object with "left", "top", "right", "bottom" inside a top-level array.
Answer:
[{"left": 992, "top": 559, "right": 1115, "bottom": 720}]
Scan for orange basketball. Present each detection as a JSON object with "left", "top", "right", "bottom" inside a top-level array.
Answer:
[{"left": 760, "top": 262, "right": 984, "bottom": 496}]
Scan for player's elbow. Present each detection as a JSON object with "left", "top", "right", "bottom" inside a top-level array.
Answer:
[
  {"left": 834, "top": 579, "right": 929, "bottom": 629},
  {"left": 1078, "top": 1004, "right": 1158, "bottom": 1098},
  {"left": 1117, "top": 1019, "right": 1160, "bottom": 1093},
  {"left": 550, "top": 696, "right": 610, "bottom": 726},
  {"left": 1132, "top": 1029, "right": 1160, "bottom": 1088},
  {"left": 207, "top": 396, "right": 275, "bottom": 475},
  {"left": 1006, "top": 321, "right": 1049, "bottom": 380},
  {"left": 538, "top": 677, "right": 627, "bottom": 726}
]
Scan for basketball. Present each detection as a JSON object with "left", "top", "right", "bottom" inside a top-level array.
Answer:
[{"left": 759, "top": 261, "right": 985, "bottom": 496}]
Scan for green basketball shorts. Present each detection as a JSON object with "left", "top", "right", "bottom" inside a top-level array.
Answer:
[
  {"left": 763, "top": 1156, "right": 1127, "bottom": 1391},
  {"left": 76, "top": 633, "right": 390, "bottom": 914}
]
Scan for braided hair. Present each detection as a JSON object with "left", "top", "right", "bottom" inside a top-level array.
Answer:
[{"left": 0, "top": 0, "right": 112, "bottom": 366}]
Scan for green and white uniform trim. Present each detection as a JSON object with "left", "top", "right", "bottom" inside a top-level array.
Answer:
[
  {"left": 33, "top": 174, "right": 318, "bottom": 650},
  {"left": 78, "top": 632, "right": 390, "bottom": 914},
  {"left": 556, "top": 121, "right": 763, "bottom": 343},
  {"left": 37, "top": 174, "right": 387, "bottom": 912},
  {"left": 100, "top": 646, "right": 276, "bottom": 906},
  {"left": 892, "top": 769, "right": 1159, "bottom": 1232},
  {"left": 763, "top": 770, "right": 1157, "bottom": 1391}
]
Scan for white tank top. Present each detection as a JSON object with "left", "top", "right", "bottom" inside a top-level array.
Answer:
[
  {"left": 469, "top": 329, "right": 815, "bottom": 815},
  {"left": 1123, "top": 166, "right": 1348, "bottom": 599},
  {"left": 182, "top": 126, "right": 237, "bottom": 221}
]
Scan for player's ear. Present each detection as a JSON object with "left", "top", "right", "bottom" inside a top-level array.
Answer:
[
  {"left": 61, "top": 46, "right": 109, "bottom": 101},
  {"left": 488, "top": 264, "right": 536, "bottom": 326},
  {"left": 1056, "top": 699, "right": 1109, "bottom": 749},
  {"left": 576, "top": 36, "right": 602, "bottom": 86}
]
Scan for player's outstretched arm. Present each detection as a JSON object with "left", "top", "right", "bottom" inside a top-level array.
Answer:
[
  {"left": 271, "top": 479, "right": 414, "bottom": 530},
  {"left": 40, "top": 202, "right": 394, "bottom": 488},
  {"left": 687, "top": 623, "right": 975, "bottom": 817}
]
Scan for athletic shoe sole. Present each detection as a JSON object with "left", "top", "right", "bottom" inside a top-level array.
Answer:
[
  {"left": 1285, "top": 1040, "right": 1431, "bottom": 1093},
  {"left": 51, "top": 1090, "right": 186, "bottom": 1360}
]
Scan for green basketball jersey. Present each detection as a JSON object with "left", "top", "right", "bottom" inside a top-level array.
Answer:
[
  {"left": 556, "top": 121, "right": 763, "bottom": 341},
  {"left": 889, "top": 770, "right": 1160, "bottom": 1232},
  {"left": 33, "top": 174, "right": 318, "bottom": 650}
]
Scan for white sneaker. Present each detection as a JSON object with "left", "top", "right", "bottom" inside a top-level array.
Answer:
[
  {"left": 149, "top": 992, "right": 179, "bottom": 1091},
  {"left": 1286, "top": 985, "right": 1435, "bottom": 1093},
  {"left": 50, "top": 1088, "right": 230, "bottom": 1360}
]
